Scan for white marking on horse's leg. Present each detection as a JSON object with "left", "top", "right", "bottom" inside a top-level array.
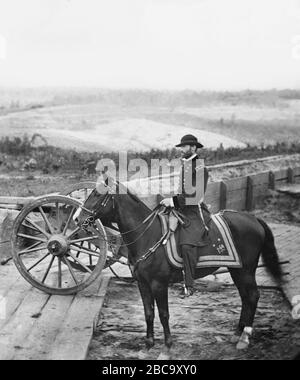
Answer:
[
  {"left": 292, "top": 296, "right": 300, "bottom": 320},
  {"left": 291, "top": 295, "right": 300, "bottom": 320},
  {"left": 236, "top": 327, "right": 253, "bottom": 350}
]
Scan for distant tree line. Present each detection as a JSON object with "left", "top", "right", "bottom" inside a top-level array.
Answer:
[
  {"left": 48, "top": 89, "right": 300, "bottom": 108},
  {"left": 2, "top": 88, "right": 300, "bottom": 110},
  {"left": 1, "top": 134, "right": 300, "bottom": 174}
]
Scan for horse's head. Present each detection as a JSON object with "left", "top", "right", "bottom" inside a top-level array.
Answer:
[{"left": 74, "top": 177, "right": 117, "bottom": 229}]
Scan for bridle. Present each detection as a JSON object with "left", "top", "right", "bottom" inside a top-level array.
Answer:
[
  {"left": 78, "top": 184, "right": 169, "bottom": 265},
  {"left": 79, "top": 190, "right": 115, "bottom": 229}
]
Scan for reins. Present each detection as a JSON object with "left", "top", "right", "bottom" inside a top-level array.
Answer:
[
  {"left": 80, "top": 188, "right": 172, "bottom": 268},
  {"left": 79, "top": 182, "right": 184, "bottom": 272},
  {"left": 81, "top": 188, "right": 163, "bottom": 244}
]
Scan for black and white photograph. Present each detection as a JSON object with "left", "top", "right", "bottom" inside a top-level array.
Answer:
[{"left": 0, "top": 0, "right": 300, "bottom": 362}]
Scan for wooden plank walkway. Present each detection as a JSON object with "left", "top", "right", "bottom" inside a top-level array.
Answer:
[{"left": 0, "top": 261, "right": 110, "bottom": 360}]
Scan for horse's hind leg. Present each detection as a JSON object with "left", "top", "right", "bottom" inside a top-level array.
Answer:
[
  {"left": 137, "top": 279, "right": 155, "bottom": 349},
  {"left": 229, "top": 268, "right": 260, "bottom": 349},
  {"left": 151, "top": 279, "right": 173, "bottom": 349}
]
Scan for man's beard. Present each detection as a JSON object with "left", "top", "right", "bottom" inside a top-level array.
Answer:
[{"left": 181, "top": 149, "right": 194, "bottom": 159}]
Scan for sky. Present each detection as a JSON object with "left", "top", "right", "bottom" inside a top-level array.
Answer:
[{"left": 0, "top": 0, "right": 300, "bottom": 90}]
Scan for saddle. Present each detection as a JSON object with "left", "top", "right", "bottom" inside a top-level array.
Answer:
[{"left": 159, "top": 207, "right": 242, "bottom": 269}]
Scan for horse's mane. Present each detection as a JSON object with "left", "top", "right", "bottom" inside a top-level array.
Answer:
[
  {"left": 99, "top": 176, "right": 151, "bottom": 211},
  {"left": 119, "top": 181, "right": 152, "bottom": 211}
]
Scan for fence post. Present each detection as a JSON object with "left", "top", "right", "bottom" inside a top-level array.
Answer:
[
  {"left": 287, "top": 167, "right": 294, "bottom": 184},
  {"left": 246, "top": 176, "right": 254, "bottom": 211},
  {"left": 220, "top": 181, "right": 227, "bottom": 210},
  {"left": 269, "top": 171, "right": 275, "bottom": 190}
]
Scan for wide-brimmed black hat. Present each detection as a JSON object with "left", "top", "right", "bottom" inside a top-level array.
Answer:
[{"left": 175, "top": 134, "right": 204, "bottom": 149}]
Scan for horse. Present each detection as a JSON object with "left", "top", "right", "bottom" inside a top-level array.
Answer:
[{"left": 74, "top": 179, "right": 284, "bottom": 352}]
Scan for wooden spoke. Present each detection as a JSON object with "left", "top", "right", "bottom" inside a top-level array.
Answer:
[
  {"left": 68, "top": 235, "right": 99, "bottom": 244},
  {"left": 39, "top": 206, "right": 55, "bottom": 234},
  {"left": 67, "top": 226, "right": 81, "bottom": 239},
  {"left": 23, "top": 218, "right": 50, "bottom": 238},
  {"left": 18, "top": 240, "right": 42, "bottom": 253},
  {"left": 56, "top": 202, "right": 60, "bottom": 228},
  {"left": 70, "top": 244, "right": 100, "bottom": 258},
  {"left": 18, "top": 243, "right": 47, "bottom": 255},
  {"left": 27, "top": 252, "right": 50, "bottom": 272},
  {"left": 63, "top": 257, "right": 79, "bottom": 285},
  {"left": 88, "top": 243, "right": 93, "bottom": 266},
  {"left": 62, "top": 206, "right": 76, "bottom": 235},
  {"left": 67, "top": 251, "right": 93, "bottom": 273},
  {"left": 76, "top": 241, "right": 83, "bottom": 258},
  {"left": 58, "top": 257, "right": 62, "bottom": 288},
  {"left": 17, "top": 233, "right": 47, "bottom": 243},
  {"left": 22, "top": 222, "right": 40, "bottom": 233},
  {"left": 41, "top": 255, "right": 55, "bottom": 283}
]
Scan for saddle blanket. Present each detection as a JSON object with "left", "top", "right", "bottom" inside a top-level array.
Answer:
[{"left": 158, "top": 212, "right": 242, "bottom": 269}]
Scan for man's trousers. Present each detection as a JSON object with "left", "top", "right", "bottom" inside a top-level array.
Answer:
[{"left": 181, "top": 244, "right": 200, "bottom": 288}]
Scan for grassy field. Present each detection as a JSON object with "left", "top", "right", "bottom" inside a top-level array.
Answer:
[{"left": 0, "top": 89, "right": 299, "bottom": 152}]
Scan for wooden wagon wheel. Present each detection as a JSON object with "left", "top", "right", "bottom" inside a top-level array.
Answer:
[
  {"left": 11, "top": 195, "right": 107, "bottom": 295},
  {"left": 60, "top": 182, "right": 131, "bottom": 279}
]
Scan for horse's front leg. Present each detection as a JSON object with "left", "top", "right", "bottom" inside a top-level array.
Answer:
[
  {"left": 137, "top": 279, "right": 155, "bottom": 349},
  {"left": 151, "top": 279, "right": 172, "bottom": 348}
]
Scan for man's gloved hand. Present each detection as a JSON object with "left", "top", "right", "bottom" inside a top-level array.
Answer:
[{"left": 160, "top": 198, "right": 174, "bottom": 208}]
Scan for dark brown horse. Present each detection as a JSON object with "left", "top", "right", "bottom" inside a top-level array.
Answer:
[{"left": 74, "top": 179, "right": 284, "bottom": 352}]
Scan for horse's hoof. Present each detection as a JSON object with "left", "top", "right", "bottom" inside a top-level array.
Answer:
[
  {"left": 236, "top": 340, "right": 249, "bottom": 350},
  {"left": 145, "top": 338, "right": 155, "bottom": 349},
  {"left": 236, "top": 327, "right": 252, "bottom": 350}
]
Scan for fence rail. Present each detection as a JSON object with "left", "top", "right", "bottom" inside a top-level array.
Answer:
[
  {"left": 0, "top": 166, "right": 299, "bottom": 212},
  {"left": 137, "top": 166, "right": 300, "bottom": 211}
]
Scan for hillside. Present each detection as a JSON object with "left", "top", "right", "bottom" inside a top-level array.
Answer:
[{"left": 0, "top": 89, "right": 299, "bottom": 152}]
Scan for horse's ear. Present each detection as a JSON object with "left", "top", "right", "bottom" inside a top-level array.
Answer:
[{"left": 101, "top": 173, "right": 117, "bottom": 193}]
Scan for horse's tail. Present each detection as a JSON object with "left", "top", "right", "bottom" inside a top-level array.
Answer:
[{"left": 257, "top": 218, "right": 284, "bottom": 285}]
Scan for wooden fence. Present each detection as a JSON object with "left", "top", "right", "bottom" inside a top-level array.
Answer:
[
  {"left": 0, "top": 166, "right": 299, "bottom": 212},
  {"left": 138, "top": 166, "right": 300, "bottom": 212}
]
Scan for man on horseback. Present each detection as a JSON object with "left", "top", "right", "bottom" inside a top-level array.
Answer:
[{"left": 160, "top": 134, "right": 209, "bottom": 297}]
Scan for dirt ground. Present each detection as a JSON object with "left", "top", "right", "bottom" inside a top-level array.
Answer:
[
  {"left": 254, "top": 191, "right": 300, "bottom": 227},
  {"left": 87, "top": 278, "right": 300, "bottom": 360}
]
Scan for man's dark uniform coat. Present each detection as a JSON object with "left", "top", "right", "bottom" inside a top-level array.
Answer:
[{"left": 172, "top": 153, "right": 209, "bottom": 247}]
